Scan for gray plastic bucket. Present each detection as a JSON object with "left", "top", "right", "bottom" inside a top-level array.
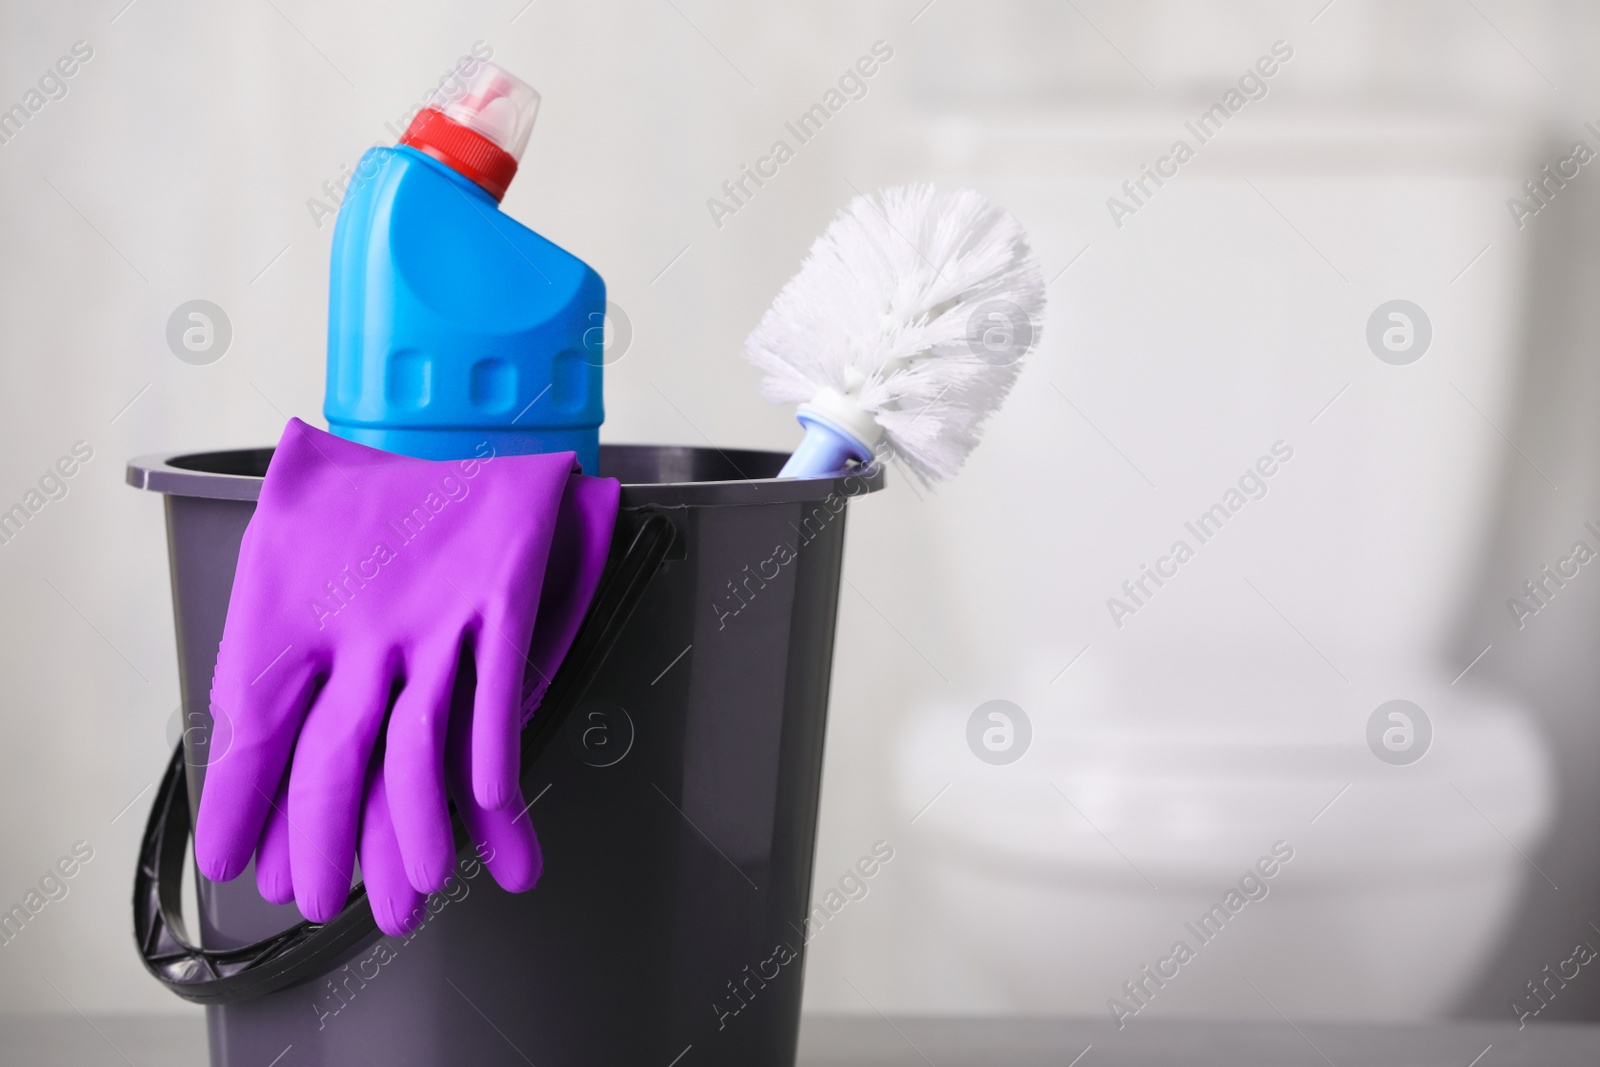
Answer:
[{"left": 126, "top": 443, "right": 882, "bottom": 1067}]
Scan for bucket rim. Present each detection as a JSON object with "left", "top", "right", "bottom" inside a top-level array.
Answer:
[{"left": 126, "top": 443, "right": 885, "bottom": 507}]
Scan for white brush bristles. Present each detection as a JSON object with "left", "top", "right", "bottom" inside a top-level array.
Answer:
[{"left": 742, "top": 184, "right": 1045, "bottom": 485}]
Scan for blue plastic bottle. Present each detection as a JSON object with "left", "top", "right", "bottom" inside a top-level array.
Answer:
[{"left": 324, "top": 63, "right": 605, "bottom": 471}]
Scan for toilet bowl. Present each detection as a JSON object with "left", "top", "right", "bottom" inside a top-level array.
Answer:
[
  {"left": 830, "top": 104, "right": 1555, "bottom": 1018},
  {"left": 891, "top": 660, "right": 1552, "bottom": 1018}
]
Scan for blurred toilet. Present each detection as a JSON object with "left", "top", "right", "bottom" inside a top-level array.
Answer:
[
  {"left": 857, "top": 104, "right": 1554, "bottom": 1018},
  {"left": 892, "top": 662, "right": 1550, "bottom": 1018}
]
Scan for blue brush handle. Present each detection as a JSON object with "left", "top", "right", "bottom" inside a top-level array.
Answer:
[{"left": 778, "top": 411, "right": 875, "bottom": 478}]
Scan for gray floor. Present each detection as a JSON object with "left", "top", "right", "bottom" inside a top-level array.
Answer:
[
  {"left": 0, "top": 1015, "right": 205, "bottom": 1067},
  {"left": 3, "top": 1014, "right": 1599, "bottom": 1066},
  {"left": 800, "top": 1016, "right": 1600, "bottom": 1065}
]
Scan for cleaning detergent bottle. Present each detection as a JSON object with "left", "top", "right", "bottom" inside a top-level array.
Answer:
[{"left": 324, "top": 62, "right": 606, "bottom": 471}]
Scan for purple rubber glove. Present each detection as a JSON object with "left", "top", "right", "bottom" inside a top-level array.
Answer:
[
  {"left": 195, "top": 418, "right": 619, "bottom": 926},
  {"left": 252, "top": 470, "right": 620, "bottom": 934}
]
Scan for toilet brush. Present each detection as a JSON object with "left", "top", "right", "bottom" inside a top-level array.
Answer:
[{"left": 743, "top": 184, "right": 1045, "bottom": 484}]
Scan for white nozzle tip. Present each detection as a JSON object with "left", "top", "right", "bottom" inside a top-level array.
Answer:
[{"left": 433, "top": 61, "right": 540, "bottom": 161}]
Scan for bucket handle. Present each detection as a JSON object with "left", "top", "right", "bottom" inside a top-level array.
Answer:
[{"left": 133, "top": 511, "right": 678, "bottom": 1005}]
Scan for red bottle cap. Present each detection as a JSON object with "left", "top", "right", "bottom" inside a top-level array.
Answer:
[{"left": 400, "top": 108, "right": 519, "bottom": 202}]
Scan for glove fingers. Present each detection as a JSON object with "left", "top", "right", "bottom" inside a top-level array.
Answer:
[
  {"left": 446, "top": 687, "right": 542, "bottom": 892},
  {"left": 287, "top": 654, "right": 396, "bottom": 923},
  {"left": 446, "top": 728, "right": 540, "bottom": 894},
  {"left": 460, "top": 795, "right": 543, "bottom": 894},
  {"left": 253, "top": 771, "right": 294, "bottom": 906},
  {"left": 469, "top": 617, "right": 535, "bottom": 811},
  {"left": 384, "top": 640, "right": 465, "bottom": 894},
  {"left": 359, "top": 764, "right": 427, "bottom": 938},
  {"left": 194, "top": 657, "right": 320, "bottom": 883}
]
